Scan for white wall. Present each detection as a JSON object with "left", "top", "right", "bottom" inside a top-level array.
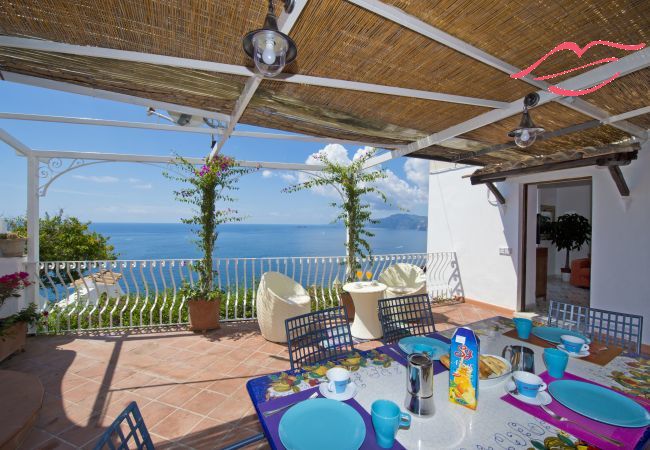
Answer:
[{"left": 427, "top": 141, "right": 650, "bottom": 344}]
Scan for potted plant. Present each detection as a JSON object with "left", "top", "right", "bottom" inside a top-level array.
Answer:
[
  {"left": 0, "top": 272, "right": 39, "bottom": 362},
  {"left": 549, "top": 213, "right": 591, "bottom": 282},
  {"left": 0, "top": 232, "right": 27, "bottom": 257},
  {"left": 165, "top": 155, "right": 251, "bottom": 331},
  {"left": 283, "top": 148, "right": 388, "bottom": 319}
]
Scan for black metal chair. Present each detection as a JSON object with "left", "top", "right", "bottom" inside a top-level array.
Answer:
[
  {"left": 548, "top": 300, "right": 643, "bottom": 354},
  {"left": 94, "top": 402, "right": 154, "bottom": 450},
  {"left": 285, "top": 306, "right": 355, "bottom": 371},
  {"left": 378, "top": 294, "right": 436, "bottom": 344}
]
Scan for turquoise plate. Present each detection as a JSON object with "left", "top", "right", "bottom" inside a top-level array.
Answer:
[
  {"left": 549, "top": 380, "right": 650, "bottom": 427},
  {"left": 531, "top": 326, "right": 590, "bottom": 344},
  {"left": 398, "top": 336, "right": 449, "bottom": 359},
  {"left": 278, "top": 398, "right": 366, "bottom": 450}
]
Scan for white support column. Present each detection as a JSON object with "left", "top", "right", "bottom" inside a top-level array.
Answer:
[{"left": 26, "top": 155, "right": 40, "bottom": 306}]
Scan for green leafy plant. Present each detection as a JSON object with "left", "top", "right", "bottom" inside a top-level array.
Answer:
[
  {"left": 164, "top": 155, "right": 252, "bottom": 300},
  {"left": 283, "top": 149, "right": 388, "bottom": 281},
  {"left": 0, "top": 231, "right": 26, "bottom": 239},
  {"left": 9, "top": 211, "right": 116, "bottom": 285},
  {"left": 549, "top": 213, "right": 591, "bottom": 271}
]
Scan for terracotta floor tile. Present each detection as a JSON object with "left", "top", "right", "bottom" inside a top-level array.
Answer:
[
  {"left": 157, "top": 384, "right": 202, "bottom": 408},
  {"left": 180, "top": 417, "right": 231, "bottom": 449},
  {"left": 17, "top": 427, "right": 52, "bottom": 449},
  {"left": 206, "top": 376, "right": 247, "bottom": 396},
  {"left": 150, "top": 409, "right": 203, "bottom": 440},
  {"left": 25, "top": 436, "right": 78, "bottom": 450},
  {"left": 138, "top": 400, "right": 178, "bottom": 429},
  {"left": 207, "top": 395, "right": 251, "bottom": 422},
  {"left": 182, "top": 390, "right": 228, "bottom": 416},
  {"left": 57, "top": 421, "right": 106, "bottom": 447},
  {"left": 127, "top": 378, "right": 175, "bottom": 400}
]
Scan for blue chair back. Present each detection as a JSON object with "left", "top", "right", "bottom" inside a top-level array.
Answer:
[
  {"left": 94, "top": 401, "right": 154, "bottom": 450},
  {"left": 285, "top": 306, "right": 354, "bottom": 371},
  {"left": 548, "top": 300, "right": 643, "bottom": 354},
  {"left": 378, "top": 294, "right": 436, "bottom": 344}
]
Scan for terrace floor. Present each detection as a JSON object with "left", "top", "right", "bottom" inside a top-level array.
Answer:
[{"left": 3, "top": 301, "right": 510, "bottom": 449}]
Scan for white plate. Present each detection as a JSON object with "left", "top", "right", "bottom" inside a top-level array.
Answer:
[
  {"left": 557, "top": 344, "right": 590, "bottom": 358},
  {"left": 505, "top": 380, "right": 552, "bottom": 405},
  {"left": 319, "top": 381, "right": 358, "bottom": 401},
  {"left": 479, "top": 354, "right": 512, "bottom": 388}
]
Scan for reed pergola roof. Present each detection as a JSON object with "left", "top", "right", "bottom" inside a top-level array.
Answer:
[{"left": 0, "top": 0, "right": 648, "bottom": 172}]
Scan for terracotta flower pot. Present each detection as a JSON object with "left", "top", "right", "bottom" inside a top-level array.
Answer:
[
  {"left": 0, "top": 322, "right": 27, "bottom": 363},
  {"left": 188, "top": 299, "right": 220, "bottom": 332},
  {"left": 339, "top": 291, "right": 355, "bottom": 322},
  {"left": 0, "top": 238, "right": 27, "bottom": 257}
]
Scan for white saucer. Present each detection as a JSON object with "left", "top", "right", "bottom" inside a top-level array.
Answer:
[
  {"left": 319, "top": 381, "right": 358, "bottom": 401},
  {"left": 557, "top": 344, "right": 590, "bottom": 358},
  {"left": 505, "top": 380, "right": 552, "bottom": 406}
]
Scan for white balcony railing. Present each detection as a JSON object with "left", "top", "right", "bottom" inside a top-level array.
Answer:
[{"left": 37, "top": 252, "right": 462, "bottom": 333}]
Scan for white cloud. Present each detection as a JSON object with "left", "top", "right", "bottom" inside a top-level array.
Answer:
[
  {"left": 127, "top": 177, "right": 142, "bottom": 184},
  {"left": 262, "top": 170, "right": 273, "bottom": 178},
  {"left": 133, "top": 183, "right": 153, "bottom": 190},
  {"left": 282, "top": 144, "right": 429, "bottom": 212},
  {"left": 72, "top": 175, "right": 119, "bottom": 183}
]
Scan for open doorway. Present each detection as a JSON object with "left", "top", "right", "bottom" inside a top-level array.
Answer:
[{"left": 521, "top": 178, "right": 592, "bottom": 314}]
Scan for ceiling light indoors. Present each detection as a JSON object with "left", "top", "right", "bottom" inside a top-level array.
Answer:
[
  {"left": 243, "top": 0, "right": 297, "bottom": 77},
  {"left": 508, "top": 93, "right": 545, "bottom": 148}
]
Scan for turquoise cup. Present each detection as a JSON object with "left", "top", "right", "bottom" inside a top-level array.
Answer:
[
  {"left": 513, "top": 318, "right": 533, "bottom": 339},
  {"left": 371, "top": 400, "right": 411, "bottom": 448},
  {"left": 544, "top": 348, "right": 569, "bottom": 378}
]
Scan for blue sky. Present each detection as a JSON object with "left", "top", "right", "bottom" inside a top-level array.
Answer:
[{"left": 0, "top": 81, "right": 429, "bottom": 224}]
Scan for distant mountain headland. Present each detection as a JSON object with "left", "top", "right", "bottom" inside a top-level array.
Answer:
[{"left": 374, "top": 214, "right": 427, "bottom": 231}]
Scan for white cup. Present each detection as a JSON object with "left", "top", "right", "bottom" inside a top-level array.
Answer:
[{"left": 326, "top": 367, "right": 350, "bottom": 394}]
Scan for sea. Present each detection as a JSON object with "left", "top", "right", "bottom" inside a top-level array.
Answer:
[{"left": 89, "top": 223, "right": 427, "bottom": 261}]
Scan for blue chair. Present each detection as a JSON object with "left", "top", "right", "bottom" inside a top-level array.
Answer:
[
  {"left": 378, "top": 294, "right": 436, "bottom": 344},
  {"left": 548, "top": 300, "right": 643, "bottom": 354},
  {"left": 94, "top": 402, "right": 154, "bottom": 450},
  {"left": 285, "top": 306, "right": 354, "bottom": 371}
]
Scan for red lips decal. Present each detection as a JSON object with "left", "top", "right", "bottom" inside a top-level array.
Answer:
[{"left": 511, "top": 40, "right": 646, "bottom": 96}]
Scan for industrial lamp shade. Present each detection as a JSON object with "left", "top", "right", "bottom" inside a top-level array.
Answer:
[
  {"left": 508, "top": 93, "right": 545, "bottom": 148},
  {"left": 243, "top": 1, "right": 297, "bottom": 77}
]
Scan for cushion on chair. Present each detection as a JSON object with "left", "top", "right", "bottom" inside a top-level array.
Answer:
[
  {"left": 257, "top": 272, "right": 311, "bottom": 343},
  {"left": 378, "top": 263, "right": 427, "bottom": 298}
]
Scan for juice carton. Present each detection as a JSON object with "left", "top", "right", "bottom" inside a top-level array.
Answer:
[{"left": 448, "top": 327, "right": 480, "bottom": 410}]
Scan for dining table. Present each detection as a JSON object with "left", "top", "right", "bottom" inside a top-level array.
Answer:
[{"left": 246, "top": 316, "right": 650, "bottom": 449}]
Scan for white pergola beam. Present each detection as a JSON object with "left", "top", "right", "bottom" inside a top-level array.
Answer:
[
  {"left": 0, "top": 71, "right": 230, "bottom": 122},
  {"left": 346, "top": 0, "right": 646, "bottom": 139},
  {"left": 364, "top": 48, "right": 650, "bottom": 167},
  {"left": 0, "top": 112, "right": 397, "bottom": 148},
  {"left": 0, "top": 127, "right": 32, "bottom": 156},
  {"left": 601, "top": 106, "right": 650, "bottom": 125},
  {"left": 24, "top": 149, "right": 323, "bottom": 171},
  {"left": 0, "top": 36, "right": 509, "bottom": 109}
]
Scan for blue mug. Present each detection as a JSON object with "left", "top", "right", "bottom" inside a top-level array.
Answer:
[
  {"left": 560, "top": 335, "right": 588, "bottom": 354},
  {"left": 512, "top": 371, "right": 547, "bottom": 398},
  {"left": 513, "top": 318, "right": 533, "bottom": 339},
  {"left": 544, "top": 348, "right": 568, "bottom": 378},
  {"left": 371, "top": 400, "right": 411, "bottom": 448},
  {"left": 326, "top": 367, "right": 350, "bottom": 394}
]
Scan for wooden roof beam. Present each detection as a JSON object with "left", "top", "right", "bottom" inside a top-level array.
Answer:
[
  {"left": 346, "top": 0, "right": 646, "bottom": 140},
  {"left": 469, "top": 148, "right": 639, "bottom": 185}
]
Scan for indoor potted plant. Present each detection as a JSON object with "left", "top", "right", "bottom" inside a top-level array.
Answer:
[
  {"left": 0, "top": 271, "right": 39, "bottom": 362},
  {"left": 549, "top": 213, "right": 591, "bottom": 282},
  {"left": 0, "top": 231, "right": 27, "bottom": 257},
  {"left": 283, "top": 148, "right": 388, "bottom": 320},
  {"left": 165, "top": 154, "right": 251, "bottom": 331}
]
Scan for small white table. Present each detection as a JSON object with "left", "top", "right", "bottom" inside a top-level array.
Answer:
[{"left": 342, "top": 281, "right": 387, "bottom": 339}]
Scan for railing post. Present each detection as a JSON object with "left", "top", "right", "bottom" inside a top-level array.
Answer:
[{"left": 26, "top": 155, "right": 40, "bottom": 307}]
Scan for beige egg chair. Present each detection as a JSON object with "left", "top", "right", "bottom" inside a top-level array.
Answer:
[
  {"left": 256, "top": 272, "right": 312, "bottom": 343},
  {"left": 378, "top": 263, "right": 427, "bottom": 298}
]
